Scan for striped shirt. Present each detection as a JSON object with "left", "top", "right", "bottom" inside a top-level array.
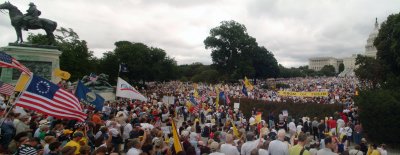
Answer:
[{"left": 17, "top": 144, "right": 37, "bottom": 155}]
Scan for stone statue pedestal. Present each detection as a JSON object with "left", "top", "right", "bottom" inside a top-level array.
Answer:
[{"left": 0, "top": 44, "right": 62, "bottom": 84}]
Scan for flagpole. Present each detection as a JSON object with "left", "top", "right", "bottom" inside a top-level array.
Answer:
[{"left": 0, "top": 74, "right": 33, "bottom": 127}]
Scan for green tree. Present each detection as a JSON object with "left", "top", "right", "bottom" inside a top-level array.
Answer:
[
  {"left": 191, "top": 69, "right": 219, "bottom": 83},
  {"left": 204, "top": 20, "right": 279, "bottom": 80},
  {"left": 338, "top": 63, "right": 344, "bottom": 73},
  {"left": 355, "top": 89, "right": 400, "bottom": 145},
  {"left": 375, "top": 13, "right": 400, "bottom": 77},
  {"left": 319, "top": 65, "right": 336, "bottom": 77},
  {"left": 354, "top": 55, "right": 385, "bottom": 88},
  {"left": 99, "top": 41, "right": 178, "bottom": 84},
  {"left": 204, "top": 20, "right": 257, "bottom": 75},
  {"left": 354, "top": 13, "right": 400, "bottom": 146},
  {"left": 27, "top": 27, "right": 97, "bottom": 80}
]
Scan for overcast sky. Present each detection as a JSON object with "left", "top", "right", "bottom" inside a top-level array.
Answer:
[{"left": 0, "top": 0, "right": 398, "bottom": 67}]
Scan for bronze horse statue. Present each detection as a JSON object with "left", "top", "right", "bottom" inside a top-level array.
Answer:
[{"left": 0, "top": 2, "right": 57, "bottom": 44}]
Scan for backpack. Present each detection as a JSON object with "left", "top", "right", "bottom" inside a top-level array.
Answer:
[{"left": 202, "top": 126, "right": 210, "bottom": 137}]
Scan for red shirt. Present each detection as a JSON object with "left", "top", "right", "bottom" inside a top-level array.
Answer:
[{"left": 328, "top": 119, "right": 337, "bottom": 129}]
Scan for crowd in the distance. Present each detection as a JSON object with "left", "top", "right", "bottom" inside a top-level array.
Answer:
[{"left": 0, "top": 77, "right": 388, "bottom": 155}]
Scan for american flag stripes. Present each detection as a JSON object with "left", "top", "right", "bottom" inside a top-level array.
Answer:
[
  {"left": 0, "top": 51, "right": 31, "bottom": 75},
  {"left": 15, "top": 75, "right": 86, "bottom": 122},
  {"left": 0, "top": 81, "right": 14, "bottom": 96}
]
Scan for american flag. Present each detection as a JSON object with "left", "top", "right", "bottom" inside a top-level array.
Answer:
[
  {"left": 0, "top": 81, "right": 14, "bottom": 96},
  {"left": 15, "top": 75, "right": 87, "bottom": 122},
  {"left": 0, "top": 51, "right": 32, "bottom": 75}
]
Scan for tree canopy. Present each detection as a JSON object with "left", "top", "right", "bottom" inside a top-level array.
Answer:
[
  {"left": 99, "top": 41, "right": 179, "bottom": 84},
  {"left": 27, "top": 27, "right": 97, "bottom": 80},
  {"left": 354, "top": 12, "right": 400, "bottom": 146},
  {"left": 204, "top": 20, "right": 279, "bottom": 80}
]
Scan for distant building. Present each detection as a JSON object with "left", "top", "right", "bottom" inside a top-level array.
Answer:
[
  {"left": 338, "top": 18, "right": 380, "bottom": 77},
  {"left": 365, "top": 18, "right": 380, "bottom": 58},
  {"left": 308, "top": 57, "right": 343, "bottom": 73}
]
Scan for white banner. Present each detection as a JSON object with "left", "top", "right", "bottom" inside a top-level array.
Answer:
[{"left": 116, "top": 77, "right": 147, "bottom": 101}]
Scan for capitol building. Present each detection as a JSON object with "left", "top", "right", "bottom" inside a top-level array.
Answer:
[{"left": 309, "top": 18, "right": 380, "bottom": 76}]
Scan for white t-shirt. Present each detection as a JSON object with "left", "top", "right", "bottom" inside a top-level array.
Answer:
[
  {"left": 209, "top": 152, "right": 225, "bottom": 155},
  {"left": 259, "top": 149, "right": 269, "bottom": 155},
  {"left": 378, "top": 148, "right": 387, "bottom": 155},
  {"left": 268, "top": 140, "right": 289, "bottom": 155},
  {"left": 220, "top": 143, "right": 239, "bottom": 155},
  {"left": 123, "top": 123, "right": 133, "bottom": 140},
  {"left": 127, "top": 148, "right": 142, "bottom": 155},
  {"left": 241, "top": 140, "right": 259, "bottom": 155}
]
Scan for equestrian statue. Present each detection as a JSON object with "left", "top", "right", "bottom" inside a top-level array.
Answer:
[{"left": 0, "top": 2, "right": 57, "bottom": 45}]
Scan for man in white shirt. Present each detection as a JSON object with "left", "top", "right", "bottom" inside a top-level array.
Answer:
[
  {"left": 241, "top": 132, "right": 260, "bottom": 155},
  {"left": 377, "top": 144, "right": 387, "bottom": 155},
  {"left": 220, "top": 134, "right": 239, "bottom": 155},
  {"left": 317, "top": 136, "right": 338, "bottom": 155},
  {"left": 268, "top": 129, "right": 289, "bottom": 155},
  {"left": 126, "top": 138, "right": 142, "bottom": 155},
  {"left": 127, "top": 130, "right": 148, "bottom": 155}
]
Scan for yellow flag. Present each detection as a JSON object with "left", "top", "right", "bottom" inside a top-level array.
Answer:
[
  {"left": 15, "top": 73, "right": 30, "bottom": 92},
  {"left": 171, "top": 118, "right": 183, "bottom": 153},
  {"left": 53, "top": 68, "right": 71, "bottom": 80},
  {"left": 231, "top": 121, "right": 240, "bottom": 138},
  {"left": 255, "top": 113, "right": 262, "bottom": 124},
  {"left": 244, "top": 76, "right": 254, "bottom": 90},
  {"left": 215, "top": 86, "right": 219, "bottom": 109},
  {"left": 186, "top": 101, "right": 192, "bottom": 109}
]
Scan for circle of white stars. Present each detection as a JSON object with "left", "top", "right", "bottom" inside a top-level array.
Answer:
[{"left": 36, "top": 81, "right": 50, "bottom": 94}]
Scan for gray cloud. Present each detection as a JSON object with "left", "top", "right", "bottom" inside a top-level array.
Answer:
[{"left": 0, "top": 0, "right": 398, "bottom": 67}]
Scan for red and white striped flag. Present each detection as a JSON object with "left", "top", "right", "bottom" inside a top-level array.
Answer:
[
  {"left": 15, "top": 75, "right": 86, "bottom": 122},
  {"left": 0, "top": 51, "right": 32, "bottom": 75},
  {"left": 0, "top": 81, "right": 14, "bottom": 96}
]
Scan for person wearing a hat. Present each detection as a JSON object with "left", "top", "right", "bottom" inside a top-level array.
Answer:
[
  {"left": 14, "top": 115, "right": 31, "bottom": 135},
  {"left": 220, "top": 134, "right": 239, "bottom": 155},
  {"left": 360, "top": 138, "right": 368, "bottom": 154},
  {"left": 22, "top": 2, "right": 41, "bottom": 30},
  {"left": 64, "top": 131, "right": 84, "bottom": 155},
  {"left": 209, "top": 141, "right": 224, "bottom": 155}
]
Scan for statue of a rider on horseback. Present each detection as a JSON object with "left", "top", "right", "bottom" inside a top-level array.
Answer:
[
  {"left": 0, "top": 2, "right": 57, "bottom": 45},
  {"left": 22, "top": 2, "right": 42, "bottom": 31}
]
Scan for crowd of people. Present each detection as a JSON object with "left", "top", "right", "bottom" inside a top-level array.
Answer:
[{"left": 0, "top": 77, "right": 389, "bottom": 155}]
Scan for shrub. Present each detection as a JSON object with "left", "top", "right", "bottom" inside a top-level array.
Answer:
[
  {"left": 226, "top": 98, "right": 342, "bottom": 122},
  {"left": 355, "top": 89, "right": 400, "bottom": 145}
]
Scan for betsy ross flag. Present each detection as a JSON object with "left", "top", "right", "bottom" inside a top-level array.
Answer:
[
  {"left": 0, "top": 51, "right": 31, "bottom": 75},
  {"left": 0, "top": 81, "right": 14, "bottom": 96},
  {"left": 15, "top": 75, "right": 87, "bottom": 122}
]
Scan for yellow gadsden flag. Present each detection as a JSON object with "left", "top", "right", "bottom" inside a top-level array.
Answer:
[
  {"left": 171, "top": 118, "right": 183, "bottom": 153},
  {"left": 231, "top": 121, "right": 240, "bottom": 138},
  {"left": 244, "top": 76, "right": 254, "bottom": 90},
  {"left": 15, "top": 73, "right": 30, "bottom": 92},
  {"left": 53, "top": 68, "right": 71, "bottom": 80},
  {"left": 215, "top": 86, "right": 220, "bottom": 109}
]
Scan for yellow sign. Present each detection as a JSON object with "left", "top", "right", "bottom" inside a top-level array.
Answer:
[
  {"left": 53, "top": 68, "right": 71, "bottom": 80},
  {"left": 278, "top": 91, "right": 329, "bottom": 97}
]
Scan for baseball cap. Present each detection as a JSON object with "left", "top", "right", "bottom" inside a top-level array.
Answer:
[
  {"left": 210, "top": 142, "right": 219, "bottom": 151},
  {"left": 73, "top": 131, "right": 84, "bottom": 138}
]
